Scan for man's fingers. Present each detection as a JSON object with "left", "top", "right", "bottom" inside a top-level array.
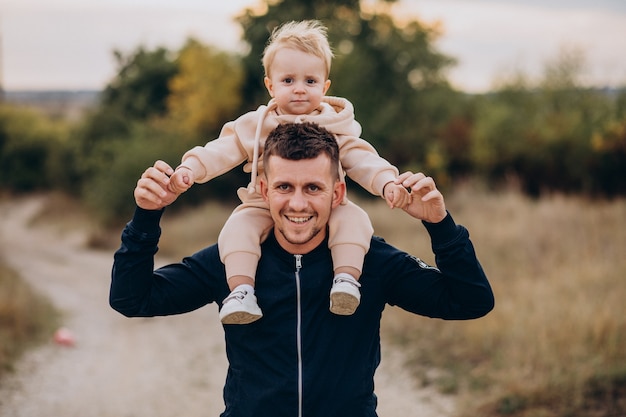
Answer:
[
  {"left": 395, "top": 171, "right": 413, "bottom": 184},
  {"left": 420, "top": 188, "right": 442, "bottom": 202},
  {"left": 142, "top": 166, "right": 171, "bottom": 189},
  {"left": 153, "top": 160, "right": 174, "bottom": 176},
  {"left": 136, "top": 177, "right": 166, "bottom": 200},
  {"left": 401, "top": 173, "right": 430, "bottom": 192}
]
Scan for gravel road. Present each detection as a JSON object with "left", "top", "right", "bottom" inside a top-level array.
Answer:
[{"left": 0, "top": 195, "right": 454, "bottom": 417}]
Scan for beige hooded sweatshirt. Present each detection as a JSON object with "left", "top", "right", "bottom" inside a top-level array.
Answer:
[{"left": 180, "top": 96, "right": 399, "bottom": 201}]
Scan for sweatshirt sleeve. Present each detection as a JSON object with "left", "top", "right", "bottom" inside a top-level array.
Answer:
[
  {"left": 180, "top": 117, "right": 251, "bottom": 184},
  {"left": 336, "top": 133, "right": 399, "bottom": 197},
  {"left": 110, "top": 207, "right": 222, "bottom": 317},
  {"left": 381, "top": 213, "right": 495, "bottom": 320}
]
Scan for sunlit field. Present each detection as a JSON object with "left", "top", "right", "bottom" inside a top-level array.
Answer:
[
  {"left": 158, "top": 184, "right": 626, "bottom": 416},
  {"left": 373, "top": 185, "right": 626, "bottom": 416}
]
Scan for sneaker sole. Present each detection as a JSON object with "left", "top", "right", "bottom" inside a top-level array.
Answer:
[
  {"left": 329, "top": 293, "right": 359, "bottom": 315},
  {"left": 221, "top": 311, "right": 262, "bottom": 325}
]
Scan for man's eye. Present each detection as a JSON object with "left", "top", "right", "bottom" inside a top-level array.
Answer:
[
  {"left": 308, "top": 185, "right": 320, "bottom": 192},
  {"left": 278, "top": 184, "right": 290, "bottom": 191}
]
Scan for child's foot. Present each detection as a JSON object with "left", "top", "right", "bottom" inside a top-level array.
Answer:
[
  {"left": 219, "top": 288, "right": 263, "bottom": 324},
  {"left": 329, "top": 273, "right": 361, "bottom": 315}
]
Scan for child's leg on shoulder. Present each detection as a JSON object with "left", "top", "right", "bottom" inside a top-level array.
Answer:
[
  {"left": 217, "top": 201, "right": 273, "bottom": 324},
  {"left": 328, "top": 198, "right": 373, "bottom": 279},
  {"left": 334, "top": 265, "right": 362, "bottom": 281},
  {"left": 218, "top": 201, "right": 273, "bottom": 288},
  {"left": 327, "top": 199, "right": 373, "bottom": 315}
]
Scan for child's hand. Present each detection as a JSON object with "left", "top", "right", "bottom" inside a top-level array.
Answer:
[
  {"left": 383, "top": 182, "right": 411, "bottom": 209},
  {"left": 168, "top": 166, "right": 194, "bottom": 193}
]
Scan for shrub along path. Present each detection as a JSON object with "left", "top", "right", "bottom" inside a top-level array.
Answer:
[{"left": 0, "top": 195, "right": 453, "bottom": 416}]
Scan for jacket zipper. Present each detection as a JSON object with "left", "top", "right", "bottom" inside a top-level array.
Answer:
[{"left": 294, "top": 254, "right": 303, "bottom": 417}]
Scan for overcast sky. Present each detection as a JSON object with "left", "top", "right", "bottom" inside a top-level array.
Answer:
[{"left": 2, "top": 0, "right": 625, "bottom": 92}]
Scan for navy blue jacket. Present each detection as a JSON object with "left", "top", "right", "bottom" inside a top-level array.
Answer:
[{"left": 110, "top": 207, "right": 494, "bottom": 417}]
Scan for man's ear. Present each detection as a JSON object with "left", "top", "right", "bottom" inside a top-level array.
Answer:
[
  {"left": 260, "top": 177, "right": 269, "bottom": 202},
  {"left": 264, "top": 77, "right": 274, "bottom": 97},
  {"left": 332, "top": 180, "right": 346, "bottom": 209}
]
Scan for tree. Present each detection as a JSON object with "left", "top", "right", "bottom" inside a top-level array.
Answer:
[
  {"left": 469, "top": 49, "right": 621, "bottom": 196},
  {"left": 0, "top": 104, "right": 73, "bottom": 192},
  {"left": 102, "top": 47, "right": 178, "bottom": 121},
  {"left": 167, "top": 38, "right": 244, "bottom": 142}
]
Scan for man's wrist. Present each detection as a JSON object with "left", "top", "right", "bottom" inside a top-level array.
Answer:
[
  {"left": 129, "top": 206, "right": 164, "bottom": 237},
  {"left": 422, "top": 211, "right": 459, "bottom": 246}
]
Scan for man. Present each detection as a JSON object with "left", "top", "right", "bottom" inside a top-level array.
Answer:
[{"left": 110, "top": 122, "right": 494, "bottom": 417}]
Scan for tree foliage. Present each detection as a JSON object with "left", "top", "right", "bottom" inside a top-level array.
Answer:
[
  {"left": 167, "top": 39, "right": 244, "bottom": 142},
  {"left": 470, "top": 48, "right": 625, "bottom": 197},
  {"left": 72, "top": 41, "right": 245, "bottom": 223},
  {"left": 0, "top": 105, "right": 74, "bottom": 192},
  {"left": 102, "top": 47, "right": 178, "bottom": 121}
]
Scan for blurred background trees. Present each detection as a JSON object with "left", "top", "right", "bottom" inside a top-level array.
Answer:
[{"left": 1, "top": 0, "right": 624, "bottom": 223}]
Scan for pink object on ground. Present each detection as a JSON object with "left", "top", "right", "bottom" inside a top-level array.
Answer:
[{"left": 53, "top": 327, "right": 76, "bottom": 347}]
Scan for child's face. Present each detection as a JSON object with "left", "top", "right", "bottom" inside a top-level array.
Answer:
[{"left": 264, "top": 48, "right": 331, "bottom": 115}]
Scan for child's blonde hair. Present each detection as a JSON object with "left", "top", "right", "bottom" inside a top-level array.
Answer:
[{"left": 262, "top": 20, "right": 334, "bottom": 79}]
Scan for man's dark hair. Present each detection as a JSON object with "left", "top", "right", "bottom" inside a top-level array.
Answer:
[{"left": 263, "top": 122, "right": 340, "bottom": 179}]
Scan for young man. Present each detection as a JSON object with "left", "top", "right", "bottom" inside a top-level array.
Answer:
[{"left": 111, "top": 122, "right": 494, "bottom": 417}]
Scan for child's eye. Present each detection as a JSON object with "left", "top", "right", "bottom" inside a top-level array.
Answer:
[
  {"left": 283, "top": 78, "right": 293, "bottom": 84},
  {"left": 306, "top": 79, "right": 316, "bottom": 85}
]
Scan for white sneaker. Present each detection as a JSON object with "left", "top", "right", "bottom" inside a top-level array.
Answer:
[
  {"left": 219, "top": 289, "right": 263, "bottom": 324},
  {"left": 329, "top": 273, "right": 361, "bottom": 315}
]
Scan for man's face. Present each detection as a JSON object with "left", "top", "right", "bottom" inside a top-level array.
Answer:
[
  {"left": 264, "top": 48, "right": 331, "bottom": 115},
  {"left": 260, "top": 154, "right": 345, "bottom": 254}
]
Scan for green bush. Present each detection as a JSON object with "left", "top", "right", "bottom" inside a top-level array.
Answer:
[{"left": 0, "top": 105, "right": 72, "bottom": 192}]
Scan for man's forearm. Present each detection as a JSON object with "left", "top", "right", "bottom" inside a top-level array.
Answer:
[
  {"left": 424, "top": 214, "right": 494, "bottom": 319},
  {"left": 109, "top": 208, "right": 163, "bottom": 317}
]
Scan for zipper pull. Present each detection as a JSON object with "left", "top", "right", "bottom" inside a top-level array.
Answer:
[{"left": 294, "top": 254, "right": 302, "bottom": 271}]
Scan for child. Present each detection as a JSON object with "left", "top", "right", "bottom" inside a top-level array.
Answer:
[{"left": 169, "top": 20, "right": 410, "bottom": 324}]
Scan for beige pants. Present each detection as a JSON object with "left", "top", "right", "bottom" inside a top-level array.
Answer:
[{"left": 218, "top": 187, "right": 373, "bottom": 280}]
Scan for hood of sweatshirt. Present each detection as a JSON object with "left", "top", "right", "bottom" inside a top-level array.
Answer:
[{"left": 245, "top": 96, "right": 362, "bottom": 194}]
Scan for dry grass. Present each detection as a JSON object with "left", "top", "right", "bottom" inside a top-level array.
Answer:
[
  {"left": 0, "top": 263, "right": 59, "bottom": 378},
  {"left": 157, "top": 201, "right": 234, "bottom": 259},
  {"left": 369, "top": 185, "right": 626, "bottom": 417}
]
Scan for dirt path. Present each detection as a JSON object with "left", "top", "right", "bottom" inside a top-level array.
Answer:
[{"left": 0, "top": 195, "right": 454, "bottom": 417}]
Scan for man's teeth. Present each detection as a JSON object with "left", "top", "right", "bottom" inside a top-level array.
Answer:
[{"left": 288, "top": 216, "right": 311, "bottom": 224}]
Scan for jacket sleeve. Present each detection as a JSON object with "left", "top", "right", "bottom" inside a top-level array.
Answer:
[
  {"left": 336, "top": 133, "right": 399, "bottom": 197},
  {"left": 382, "top": 213, "right": 495, "bottom": 320},
  {"left": 110, "top": 207, "right": 222, "bottom": 317}
]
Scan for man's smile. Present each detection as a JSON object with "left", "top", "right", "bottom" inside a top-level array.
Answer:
[{"left": 286, "top": 215, "right": 313, "bottom": 224}]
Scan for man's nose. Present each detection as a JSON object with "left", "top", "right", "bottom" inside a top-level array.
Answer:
[{"left": 289, "top": 189, "right": 308, "bottom": 210}]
